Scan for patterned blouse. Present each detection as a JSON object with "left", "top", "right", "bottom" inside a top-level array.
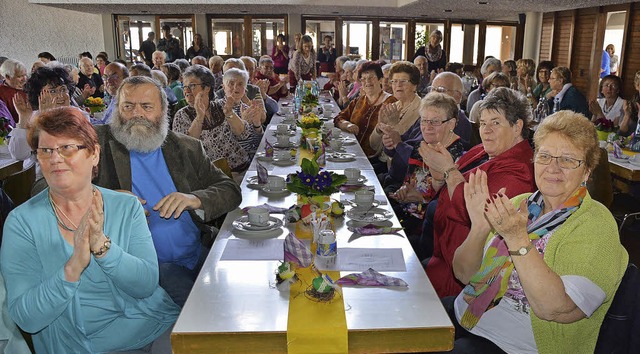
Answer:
[
  {"left": 290, "top": 50, "right": 317, "bottom": 81},
  {"left": 172, "top": 99, "right": 252, "bottom": 172},
  {"left": 334, "top": 93, "right": 397, "bottom": 157}
]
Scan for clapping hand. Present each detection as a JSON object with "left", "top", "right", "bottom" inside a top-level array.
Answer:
[
  {"left": 240, "top": 99, "right": 264, "bottom": 127},
  {"left": 378, "top": 103, "right": 400, "bottom": 125},
  {"left": 13, "top": 93, "right": 33, "bottom": 128},
  {"left": 463, "top": 170, "right": 492, "bottom": 234},
  {"left": 194, "top": 91, "right": 210, "bottom": 123},
  {"left": 418, "top": 141, "right": 454, "bottom": 174},
  {"left": 588, "top": 99, "right": 604, "bottom": 119},
  {"left": 484, "top": 189, "right": 529, "bottom": 245},
  {"left": 379, "top": 123, "right": 401, "bottom": 150},
  {"left": 390, "top": 179, "right": 424, "bottom": 203}
]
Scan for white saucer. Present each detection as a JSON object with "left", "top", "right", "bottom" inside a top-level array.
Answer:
[
  {"left": 232, "top": 215, "right": 284, "bottom": 232},
  {"left": 261, "top": 186, "right": 290, "bottom": 195},
  {"left": 256, "top": 153, "right": 274, "bottom": 162},
  {"left": 610, "top": 155, "right": 630, "bottom": 163},
  {"left": 347, "top": 200, "right": 380, "bottom": 209},
  {"left": 272, "top": 130, "right": 296, "bottom": 136},
  {"left": 272, "top": 158, "right": 296, "bottom": 166},
  {"left": 346, "top": 207, "right": 393, "bottom": 223},
  {"left": 628, "top": 158, "right": 640, "bottom": 167},
  {"left": 246, "top": 176, "right": 267, "bottom": 189},
  {"left": 339, "top": 138, "right": 357, "bottom": 145},
  {"left": 273, "top": 142, "right": 298, "bottom": 149},
  {"left": 345, "top": 176, "right": 367, "bottom": 185},
  {"left": 327, "top": 152, "right": 356, "bottom": 162}
]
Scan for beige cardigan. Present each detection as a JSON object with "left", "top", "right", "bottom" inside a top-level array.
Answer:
[{"left": 369, "top": 94, "right": 421, "bottom": 162}]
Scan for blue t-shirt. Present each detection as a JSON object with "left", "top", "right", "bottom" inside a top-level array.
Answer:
[{"left": 131, "top": 149, "right": 201, "bottom": 269}]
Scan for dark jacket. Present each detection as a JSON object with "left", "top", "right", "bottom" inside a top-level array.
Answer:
[{"left": 93, "top": 125, "right": 242, "bottom": 243}]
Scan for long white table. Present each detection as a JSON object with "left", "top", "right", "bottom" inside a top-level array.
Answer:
[{"left": 171, "top": 100, "right": 454, "bottom": 353}]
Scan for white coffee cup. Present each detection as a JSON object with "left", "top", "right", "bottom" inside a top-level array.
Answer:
[
  {"left": 329, "top": 139, "right": 343, "bottom": 151},
  {"left": 331, "top": 127, "right": 342, "bottom": 139},
  {"left": 344, "top": 168, "right": 361, "bottom": 181},
  {"left": 248, "top": 207, "right": 269, "bottom": 226},
  {"left": 323, "top": 104, "right": 334, "bottom": 117},
  {"left": 276, "top": 124, "right": 288, "bottom": 134},
  {"left": 354, "top": 190, "right": 375, "bottom": 208},
  {"left": 285, "top": 112, "right": 295, "bottom": 121},
  {"left": 267, "top": 176, "right": 286, "bottom": 190},
  {"left": 324, "top": 121, "right": 334, "bottom": 131},
  {"left": 281, "top": 106, "right": 292, "bottom": 115},
  {"left": 275, "top": 150, "right": 290, "bottom": 160},
  {"left": 277, "top": 135, "right": 290, "bottom": 146}
]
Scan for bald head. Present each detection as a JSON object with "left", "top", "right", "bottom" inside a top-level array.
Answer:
[
  {"left": 431, "top": 72, "right": 464, "bottom": 104},
  {"left": 104, "top": 62, "right": 129, "bottom": 96}
]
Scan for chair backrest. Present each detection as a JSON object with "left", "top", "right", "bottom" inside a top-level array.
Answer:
[
  {"left": 587, "top": 147, "right": 613, "bottom": 208},
  {"left": 3, "top": 163, "right": 36, "bottom": 206},
  {"left": 213, "top": 158, "right": 233, "bottom": 178},
  {"left": 595, "top": 263, "right": 640, "bottom": 353}
]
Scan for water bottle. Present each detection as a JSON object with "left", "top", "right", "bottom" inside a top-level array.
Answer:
[
  {"left": 553, "top": 98, "right": 560, "bottom": 113},
  {"left": 535, "top": 97, "right": 549, "bottom": 123},
  {"left": 294, "top": 79, "right": 303, "bottom": 113}
]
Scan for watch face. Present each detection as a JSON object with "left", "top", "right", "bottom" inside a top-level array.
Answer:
[{"left": 519, "top": 247, "right": 528, "bottom": 255}]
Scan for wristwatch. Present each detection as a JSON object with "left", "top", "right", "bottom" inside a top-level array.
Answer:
[
  {"left": 443, "top": 166, "right": 457, "bottom": 180},
  {"left": 509, "top": 243, "right": 535, "bottom": 256}
]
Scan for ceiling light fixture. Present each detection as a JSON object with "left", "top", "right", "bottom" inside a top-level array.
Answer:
[
  {"left": 444, "top": 9, "right": 453, "bottom": 12},
  {"left": 478, "top": 1, "right": 488, "bottom": 4}
]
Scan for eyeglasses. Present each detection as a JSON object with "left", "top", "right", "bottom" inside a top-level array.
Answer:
[
  {"left": 420, "top": 117, "right": 454, "bottom": 126},
  {"left": 390, "top": 79, "right": 410, "bottom": 86},
  {"left": 43, "top": 87, "right": 68, "bottom": 96},
  {"left": 183, "top": 83, "right": 205, "bottom": 91},
  {"left": 602, "top": 83, "right": 619, "bottom": 89},
  {"left": 427, "top": 86, "right": 461, "bottom": 95},
  {"left": 534, "top": 152, "right": 584, "bottom": 169},
  {"left": 34, "top": 144, "right": 88, "bottom": 159},
  {"left": 102, "top": 73, "right": 120, "bottom": 83}
]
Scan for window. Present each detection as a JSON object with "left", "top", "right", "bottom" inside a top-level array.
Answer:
[
  {"left": 415, "top": 23, "right": 445, "bottom": 60},
  {"left": 343, "top": 21, "right": 372, "bottom": 60},
  {"left": 484, "top": 25, "right": 517, "bottom": 61},
  {"left": 450, "top": 23, "right": 479, "bottom": 65},
  {"left": 380, "top": 22, "right": 407, "bottom": 62},
  {"left": 305, "top": 20, "right": 336, "bottom": 54},
  {"left": 252, "top": 18, "right": 286, "bottom": 57},
  {"left": 210, "top": 18, "right": 245, "bottom": 57}
]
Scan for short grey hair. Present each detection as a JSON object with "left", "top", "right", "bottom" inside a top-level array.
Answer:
[
  {"left": 116, "top": 76, "right": 168, "bottom": 121},
  {"left": 336, "top": 56, "right": 349, "bottom": 70},
  {"left": 173, "top": 59, "right": 190, "bottom": 72},
  {"left": 223, "top": 68, "right": 249, "bottom": 86},
  {"left": 183, "top": 64, "right": 216, "bottom": 100},
  {"left": 151, "top": 70, "right": 168, "bottom": 87},
  {"left": 223, "top": 58, "right": 246, "bottom": 71},
  {"left": 152, "top": 51, "right": 166, "bottom": 59},
  {"left": 342, "top": 61, "right": 357, "bottom": 72},
  {"left": 258, "top": 56, "right": 274, "bottom": 66},
  {"left": 381, "top": 63, "right": 392, "bottom": 73},
  {"left": 0, "top": 59, "right": 26, "bottom": 78},
  {"left": 477, "top": 87, "right": 531, "bottom": 139},
  {"left": 356, "top": 59, "right": 368, "bottom": 68},
  {"left": 480, "top": 58, "right": 502, "bottom": 76}
]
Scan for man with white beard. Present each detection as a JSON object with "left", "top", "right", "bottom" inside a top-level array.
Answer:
[{"left": 93, "top": 76, "right": 241, "bottom": 307}]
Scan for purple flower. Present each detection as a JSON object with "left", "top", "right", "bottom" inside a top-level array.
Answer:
[{"left": 297, "top": 171, "right": 316, "bottom": 187}]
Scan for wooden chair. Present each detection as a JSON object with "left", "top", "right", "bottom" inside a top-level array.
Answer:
[
  {"left": 213, "top": 158, "right": 232, "bottom": 178},
  {"left": 586, "top": 147, "right": 613, "bottom": 209},
  {"left": 3, "top": 163, "right": 36, "bottom": 206}
]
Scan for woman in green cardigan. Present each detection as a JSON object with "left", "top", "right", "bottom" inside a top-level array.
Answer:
[{"left": 441, "top": 110, "right": 628, "bottom": 354}]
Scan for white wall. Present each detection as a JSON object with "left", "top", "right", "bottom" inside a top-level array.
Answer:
[{"left": 0, "top": 0, "right": 105, "bottom": 66}]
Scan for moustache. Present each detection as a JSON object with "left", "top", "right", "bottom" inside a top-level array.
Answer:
[{"left": 123, "top": 117, "right": 156, "bottom": 130}]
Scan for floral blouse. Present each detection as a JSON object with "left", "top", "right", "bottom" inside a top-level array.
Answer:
[
  {"left": 172, "top": 99, "right": 252, "bottom": 172},
  {"left": 290, "top": 50, "right": 317, "bottom": 81}
]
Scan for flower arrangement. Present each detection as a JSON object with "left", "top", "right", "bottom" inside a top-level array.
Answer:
[
  {"left": 0, "top": 117, "right": 11, "bottom": 144},
  {"left": 594, "top": 117, "right": 616, "bottom": 133},
  {"left": 84, "top": 97, "right": 105, "bottom": 114},
  {"left": 301, "top": 92, "right": 319, "bottom": 107},
  {"left": 286, "top": 158, "right": 347, "bottom": 197},
  {"left": 297, "top": 113, "right": 322, "bottom": 130}
]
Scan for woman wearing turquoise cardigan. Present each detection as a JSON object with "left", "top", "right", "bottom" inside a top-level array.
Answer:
[
  {"left": 0, "top": 107, "right": 179, "bottom": 354},
  {"left": 442, "top": 111, "right": 627, "bottom": 354}
]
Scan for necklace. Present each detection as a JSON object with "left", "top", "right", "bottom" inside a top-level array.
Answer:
[
  {"left": 49, "top": 193, "right": 78, "bottom": 232},
  {"left": 602, "top": 99, "right": 616, "bottom": 114}
]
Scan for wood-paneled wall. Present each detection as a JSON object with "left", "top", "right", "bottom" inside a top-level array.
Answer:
[
  {"left": 621, "top": 2, "right": 640, "bottom": 100},
  {"left": 539, "top": 2, "right": 640, "bottom": 101}
]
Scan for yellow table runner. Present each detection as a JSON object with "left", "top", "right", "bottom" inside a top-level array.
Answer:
[{"left": 287, "top": 146, "right": 348, "bottom": 353}]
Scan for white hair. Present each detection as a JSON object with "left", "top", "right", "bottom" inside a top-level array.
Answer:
[
  {"left": 480, "top": 58, "right": 502, "bottom": 76},
  {"left": 0, "top": 59, "right": 26, "bottom": 78},
  {"left": 152, "top": 51, "right": 166, "bottom": 59},
  {"left": 151, "top": 70, "right": 168, "bottom": 87},
  {"left": 342, "top": 61, "right": 357, "bottom": 72},
  {"left": 223, "top": 68, "right": 249, "bottom": 86}
]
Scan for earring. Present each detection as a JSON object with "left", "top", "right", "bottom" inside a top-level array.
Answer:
[{"left": 581, "top": 181, "right": 587, "bottom": 187}]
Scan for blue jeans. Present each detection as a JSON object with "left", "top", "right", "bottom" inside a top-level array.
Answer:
[{"left": 158, "top": 248, "right": 208, "bottom": 307}]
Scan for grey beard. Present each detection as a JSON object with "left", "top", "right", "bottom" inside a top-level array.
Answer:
[{"left": 110, "top": 112, "right": 168, "bottom": 153}]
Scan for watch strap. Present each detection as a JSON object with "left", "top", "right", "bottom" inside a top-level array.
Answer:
[{"left": 508, "top": 242, "right": 534, "bottom": 256}]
